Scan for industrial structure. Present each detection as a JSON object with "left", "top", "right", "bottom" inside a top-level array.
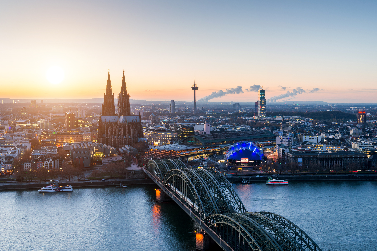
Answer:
[{"left": 191, "top": 82, "right": 198, "bottom": 114}]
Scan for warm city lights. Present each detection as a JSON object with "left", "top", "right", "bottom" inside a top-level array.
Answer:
[{"left": 0, "top": 1, "right": 376, "bottom": 250}]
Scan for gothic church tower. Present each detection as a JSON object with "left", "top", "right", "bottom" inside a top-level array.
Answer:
[
  {"left": 118, "top": 70, "right": 130, "bottom": 116},
  {"left": 102, "top": 72, "right": 116, "bottom": 116}
]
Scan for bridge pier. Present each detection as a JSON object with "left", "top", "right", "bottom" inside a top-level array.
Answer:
[
  {"left": 155, "top": 188, "right": 172, "bottom": 202},
  {"left": 195, "top": 231, "right": 220, "bottom": 251}
]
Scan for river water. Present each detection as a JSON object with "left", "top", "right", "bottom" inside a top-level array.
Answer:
[{"left": 0, "top": 181, "right": 376, "bottom": 251}]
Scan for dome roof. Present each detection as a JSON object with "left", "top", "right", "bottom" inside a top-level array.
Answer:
[{"left": 226, "top": 141, "right": 263, "bottom": 161}]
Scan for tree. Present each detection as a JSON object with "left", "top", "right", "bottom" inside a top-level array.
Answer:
[
  {"left": 60, "top": 161, "right": 79, "bottom": 181},
  {"left": 36, "top": 167, "right": 49, "bottom": 182}
]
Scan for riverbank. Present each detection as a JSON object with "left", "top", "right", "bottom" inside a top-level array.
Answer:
[
  {"left": 0, "top": 172, "right": 375, "bottom": 191},
  {"left": 0, "top": 178, "right": 155, "bottom": 191},
  {"left": 226, "top": 173, "right": 376, "bottom": 183}
]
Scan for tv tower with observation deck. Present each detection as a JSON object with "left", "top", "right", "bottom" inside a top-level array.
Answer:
[{"left": 191, "top": 81, "right": 198, "bottom": 114}]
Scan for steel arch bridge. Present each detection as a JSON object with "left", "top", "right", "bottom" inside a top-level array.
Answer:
[{"left": 144, "top": 159, "right": 321, "bottom": 251}]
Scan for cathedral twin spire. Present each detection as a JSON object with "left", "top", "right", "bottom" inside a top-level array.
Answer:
[
  {"left": 118, "top": 70, "right": 130, "bottom": 116},
  {"left": 101, "top": 71, "right": 130, "bottom": 116}
]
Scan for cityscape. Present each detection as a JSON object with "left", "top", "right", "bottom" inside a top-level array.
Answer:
[{"left": 0, "top": 0, "right": 376, "bottom": 251}]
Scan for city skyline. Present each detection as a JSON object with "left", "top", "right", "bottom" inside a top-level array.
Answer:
[{"left": 0, "top": 0, "right": 376, "bottom": 103}]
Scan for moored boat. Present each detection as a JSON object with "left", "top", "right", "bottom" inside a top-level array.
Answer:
[
  {"left": 266, "top": 178, "right": 288, "bottom": 185},
  {"left": 56, "top": 185, "right": 73, "bottom": 192},
  {"left": 241, "top": 179, "right": 251, "bottom": 184},
  {"left": 38, "top": 185, "right": 57, "bottom": 193}
]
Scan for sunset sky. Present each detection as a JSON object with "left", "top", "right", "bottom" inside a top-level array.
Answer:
[{"left": 0, "top": 0, "right": 376, "bottom": 103}]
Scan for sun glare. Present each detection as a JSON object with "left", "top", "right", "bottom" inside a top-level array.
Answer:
[{"left": 46, "top": 66, "right": 64, "bottom": 84}]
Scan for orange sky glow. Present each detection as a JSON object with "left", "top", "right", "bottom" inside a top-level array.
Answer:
[{"left": 0, "top": 0, "right": 376, "bottom": 103}]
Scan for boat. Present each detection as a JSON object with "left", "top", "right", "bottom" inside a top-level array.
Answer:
[
  {"left": 38, "top": 185, "right": 57, "bottom": 193},
  {"left": 266, "top": 177, "right": 288, "bottom": 185},
  {"left": 56, "top": 185, "right": 73, "bottom": 192},
  {"left": 241, "top": 179, "right": 251, "bottom": 184}
]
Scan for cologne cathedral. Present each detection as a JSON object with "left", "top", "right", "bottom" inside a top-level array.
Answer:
[{"left": 98, "top": 71, "right": 143, "bottom": 150}]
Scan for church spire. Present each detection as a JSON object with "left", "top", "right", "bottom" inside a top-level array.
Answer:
[
  {"left": 106, "top": 71, "right": 112, "bottom": 96},
  {"left": 118, "top": 70, "right": 130, "bottom": 116},
  {"left": 121, "top": 70, "right": 126, "bottom": 94},
  {"left": 102, "top": 71, "right": 115, "bottom": 116}
]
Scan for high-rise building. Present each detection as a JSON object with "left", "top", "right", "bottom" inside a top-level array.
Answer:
[
  {"left": 170, "top": 100, "right": 176, "bottom": 114},
  {"left": 258, "top": 89, "right": 266, "bottom": 118},
  {"left": 30, "top": 100, "right": 37, "bottom": 108},
  {"left": 65, "top": 112, "right": 77, "bottom": 131},
  {"left": 254, "top": 101, "right": 259, "bottom": 116},
  {"left": 357, "top": 110, "right": 366, "bottom": 124},
  {"left": 98, "top": 71, "right": 143, "bottom": 149}
]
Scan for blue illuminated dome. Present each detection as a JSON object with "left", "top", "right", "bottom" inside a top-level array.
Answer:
[{"left": 225, "top": 141, "right": 263, "bottom": 163}]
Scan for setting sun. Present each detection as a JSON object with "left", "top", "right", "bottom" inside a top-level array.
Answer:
[{"left": 46, "top": 66, "right": 64, "bottom": 84}]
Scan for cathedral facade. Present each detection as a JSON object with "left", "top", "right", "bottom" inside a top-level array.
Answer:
[{"left": 98, "top": 71, "right": 143, "bottom": 150}]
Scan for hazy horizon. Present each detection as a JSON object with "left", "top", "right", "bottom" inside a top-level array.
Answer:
[{"left": 1, "top": 0, "right": 376, "bottom": 103}]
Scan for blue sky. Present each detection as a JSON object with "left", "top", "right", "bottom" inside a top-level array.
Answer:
[{"left": 0, "top": 0, "right": 376, "bottom": 102}]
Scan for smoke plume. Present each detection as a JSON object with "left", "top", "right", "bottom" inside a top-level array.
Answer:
[
  {"left": 245, "top": 85, "right": 261, "bottom": 92},
  {"left": 268, "top": 87, "right": 306, "bottom": 102},
  {"left": 309, "top": 88, "right": 320, "bottom": 93},
  {"left": 199, "top": 86, "right": 244, "bottom": 102}
]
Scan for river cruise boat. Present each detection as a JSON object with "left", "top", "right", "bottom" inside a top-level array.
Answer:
[
  {"left": 56, "top": 185, "right": 73, "bottom": 192},
  {"left": 266, "top": 178, "right": 288, "bottom": 185},
  {"left": 38, "top": 185, "right": 57, "bottom": 193}
]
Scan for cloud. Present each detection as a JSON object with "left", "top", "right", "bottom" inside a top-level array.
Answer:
[
  {"left": 199, "top": 86, "right": 244, "bottom": 102},
  {"left": 279, "top": 86, "right": 287, "bottom": 91},
  {"left": 309, "top": 88, "right": 320, "bottom": 93},
  {"left": 245, "top": 85, "right": 261, "bottom": 92}
]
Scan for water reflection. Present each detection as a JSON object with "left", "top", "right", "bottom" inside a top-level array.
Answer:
[
  {"left": 151, "top": 204, "right": 161, "bottom": 234},
  {"left": 155, "top": 188, "right": 161, "bottom": 201},
  {"left": 195, "top": 233, "right": 204, "bottom": 250}
]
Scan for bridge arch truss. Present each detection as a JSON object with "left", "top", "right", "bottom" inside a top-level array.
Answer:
[{"left": 145, "top": 159, "right": 321, "bottom": 251}]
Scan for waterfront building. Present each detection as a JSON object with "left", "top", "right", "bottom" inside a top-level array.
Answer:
[{"left": 288, "top": 151, "right": 368, "bottom": 170}]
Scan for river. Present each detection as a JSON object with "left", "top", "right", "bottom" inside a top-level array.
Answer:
[{"left": 0, "top": 181, "right": 376, "bottom": 251}]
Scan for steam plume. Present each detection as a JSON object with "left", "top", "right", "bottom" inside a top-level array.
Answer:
[
  {"left": 268, "top": 87, "right": 306, "bottom": 102},
  {"left": 309, "top": 88, "right": 320, "bottom": 93},
  {"left": 199, "top": 86, "right": 244, "bottom": 102},
  {"left": 245, "top": 85, "right": 261, "bottom": 92}
]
